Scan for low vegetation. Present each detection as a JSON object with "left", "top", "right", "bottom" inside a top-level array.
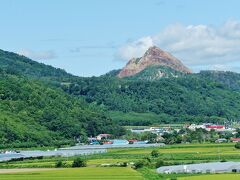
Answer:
[
  {"left": 151, "top": 150, "right": 160, "bottom": 158},
  {"left": 72, "top": 157, "right": 87, "bottom": 168}
]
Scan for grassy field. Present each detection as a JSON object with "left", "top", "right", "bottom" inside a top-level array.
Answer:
[{"left": 0, "top": 167, "right": 143, "bottom": 180}]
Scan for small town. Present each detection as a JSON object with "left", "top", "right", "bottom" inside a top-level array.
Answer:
[{"left": 83, "top": 123, "right": 240, "bottom": 146}]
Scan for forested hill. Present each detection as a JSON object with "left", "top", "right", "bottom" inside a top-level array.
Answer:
[
  {"left": 198, "top": 70, "right": 240, "bottom": 91},
  {"left": 0, "top": 69, "right": 124, "bottom": 148},
  {"left": 1, "top": 49, "right": 240, "bottom": 128},
  {"left": 65, "top": 74, "right": 240, "bottom": 125},
  {"left": 0, "top": 49, "right": 74, "bottom": 81}
]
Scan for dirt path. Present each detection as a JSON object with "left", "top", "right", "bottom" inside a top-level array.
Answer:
[{"left": 0, "top": 168, "right": 62, "bottom": 174}]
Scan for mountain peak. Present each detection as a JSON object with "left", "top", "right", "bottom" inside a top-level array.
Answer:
[
  {"left": 117, "top": 46, "right": 192, "bottom": 78},
  {"left": 145, "top": 46, "right": 164, "bottom": 54}
]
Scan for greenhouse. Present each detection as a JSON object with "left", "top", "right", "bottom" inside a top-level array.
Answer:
[{"left": 157, "top": 162, "right": 240, "bottom": 174}]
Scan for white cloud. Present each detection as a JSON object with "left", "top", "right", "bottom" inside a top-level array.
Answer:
[
  {"left": 117, "top": 20, "right": 240, "bottom": 72},
  {"left": 116, "top": 36, "right": 153, "bottom": 60},
  {"left": 17, "top": 49, "right": 57, "bottom": 60}
]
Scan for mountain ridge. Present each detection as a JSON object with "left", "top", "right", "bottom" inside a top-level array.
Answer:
[
  {"left": 117, "top": 46, "right": 192, "bottom": 78},
  {"left": 0, "top": 49, "right": 75, "bottom": 81},
  {"left": 1, "top": 48, "right": 240, "bottom": 139}
]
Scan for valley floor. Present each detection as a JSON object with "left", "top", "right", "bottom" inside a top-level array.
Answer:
[{"left": 1, "top": 143, "right": 240, "bottom": 179}]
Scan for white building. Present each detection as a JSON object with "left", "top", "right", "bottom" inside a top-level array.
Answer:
[{"left": 188, "top": 124, "right": 206, "bottom": 130}]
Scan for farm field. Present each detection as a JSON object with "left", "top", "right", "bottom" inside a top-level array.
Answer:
[
  {"left": 0, "top": 143, "right": 240, "bottom": 179},
  {"left": 107, "top": 143, "right": 240, "bottom": 163},
  {"left": 0, "top": 167, "right": 143, "bottom": 180},
  {"left": 1, "top": 143, "right": 240, "bottom": 168},
  {"left": 1, "top": 168, "right": 240, "bottom": 180}
]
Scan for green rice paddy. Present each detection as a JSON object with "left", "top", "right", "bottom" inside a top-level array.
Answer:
[{"left": 0, "top": 167, "right": 143, "bottom": 180}]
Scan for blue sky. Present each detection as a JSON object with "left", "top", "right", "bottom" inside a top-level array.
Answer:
[{"left": 1, "top": 0, "right": 240, "bottom": 76}]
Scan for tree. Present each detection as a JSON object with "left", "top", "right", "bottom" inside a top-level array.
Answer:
[
  {"left": 141, "top": 132, "right": 157, "bottom": 143},
  {"left": 55, "top": 160, "right": 64, "bottom": 168},
  {"left": 134, "top": 160, "right": 146, "bottom": 169},
  {"left": 72, "top": 157, "right": 87, "bottom": 167},
  {"left": 151, "top": 150, "right": 160, "bottom": 158},
  {"left": 235, "top": 129, "right": 240, "bottom": 138},
  {"left": 235, "top": 142, "right": 240, "bottom": 149}
]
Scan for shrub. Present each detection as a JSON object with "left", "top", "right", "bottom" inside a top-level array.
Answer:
[
  {"left": 156, "top": 159, "right": 165, "bottom": 168},
  {"left": 235, "top": 142, "right": 240, "bottom": 149},
  {"left": 134, "top": 159, "right": 150, "bottom": 169},
  {"left": 143, "top": 156, "right": 151, "bottom": 163},
  {"left": 72, "top": 157, "right": 87, "bottom": 168},
  {"left": 151, "top": 150, "right": 159, "bottom": 158},
  {"left": 55, "top": 160, "right": 64, "bottom": 168},
  {"left": 134, "top": 160, "right": 145, "bottom": 169}
]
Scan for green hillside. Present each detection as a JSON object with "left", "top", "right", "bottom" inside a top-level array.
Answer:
[
  {"left": 0, "top": 69, "right": 123, "bottom": 148},
  {"left": 1, "top": 48, "right": 240, "bottom": 132},
  {"left": 65, "top": 74, "right": 240, "bottom": 125},
  {"left": 198, "top": 70, "right": 240, "bottom": 91},
  {"left": 0, "top": 49, "right": 75, "bottom": 82}
]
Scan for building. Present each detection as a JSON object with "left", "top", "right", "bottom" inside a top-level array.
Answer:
[
  {"left": 231, "top": 138, "right": 240, "bottom": 142},
  {"left": 206, "top": 125, "right": 225, "bottom": 131},
  {"left": 130, "top": 127, "right": 171, "bottom": 135},
  {"left": 157, "top": 162, "right": 240, "bottom": 174},
  {"left": 96, "top": 134, "right": 111, "bottom": 140},
  {"left": 111, "top": 139, "right": 129, "bottom": 145},
  {"left": 188, "top": 124, "right": 206, "bottom": 130},
  {"left": 188, "top": 123, "right": 228, "bottom": 132},
  {"left": 215, "top": 138, "right": 227, "bottom": 143},
  {"left": 130, "top": 128, "right": 150, "bottom": 133}
]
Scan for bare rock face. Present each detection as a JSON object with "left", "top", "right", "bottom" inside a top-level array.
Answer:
[{"left": 117, "top": 46, "right": 192, "bottom": 78}]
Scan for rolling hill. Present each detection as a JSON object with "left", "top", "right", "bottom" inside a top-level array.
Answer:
[
  {"left": 0, "top": 49, "right": 72, "bottom": 80},
  {"left": 1, "top": 47, "right": 240, "bottom": 143},
  {"left": 63, "top": 47, "right": 240, "bottom": 125},
  {"left": 0, "top": 69, "right": 123, "bottom": 148}
]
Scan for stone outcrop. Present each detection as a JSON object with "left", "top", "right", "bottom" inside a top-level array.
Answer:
[{"left": 118, "top": 46, "right": 192, "bottom": 78}]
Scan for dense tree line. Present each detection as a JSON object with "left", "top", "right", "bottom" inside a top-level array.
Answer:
[
  {"left": 0, "top": 70, "right": 124, "bottom": 148},
  {"left": 197, "top": 70, "right": 240, "bottom": 91},
  {"left": 64, "top": 72, "right": 240, "bottom": 125}
]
